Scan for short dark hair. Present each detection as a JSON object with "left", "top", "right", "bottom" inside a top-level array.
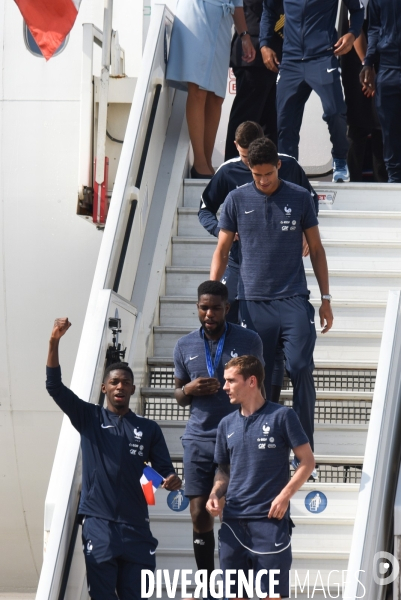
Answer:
[
  {"left": 235, "top": 121, "right": 264, "bottom": 149},
  {"left": 248, "top": 137, "right": 279, "bottom": 168},
  {"left": 103, "top": 362, "right": 134, "bottom": 383},
  {"left": 197, "top": 280, "right": 228, "bottom": 302},
  {"left": 224, "top": 355, "right": 265, "bottom": 389}
]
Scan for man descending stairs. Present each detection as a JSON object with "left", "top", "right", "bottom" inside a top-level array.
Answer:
[{"left": 143, "top": 180, "right": 401, "bottom": 598}]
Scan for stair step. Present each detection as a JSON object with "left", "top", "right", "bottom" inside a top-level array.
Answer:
[
  {"left": 147, "top": 356, "right": 378, "bottom": 370},
  {"left": 141, "top": 388, "right": 373, "bottom": 401},
  {"left": 178, "top": 207, "right": 401, "bottom": 241},
  {"left": 165, "top": 265, "right": 401, "bottom": 301},
  {"left": 183, "top": 179, "right": 401, "bottom": 210},
  {"left": 148, "top": 547, "right": 349, "bottom": 574},
  {"left": 150, "top": 521, "right": 353, "bottom": 553},
  {"left": 159, "top": 295, "right": 386, "bottom": 328},
  {"left": 145, "top": 419, "right": 367, "bottom": 458},
  {"left": 152, "top": 325, "right": 382, "bottom": 362},
  {"left": 171, "top": 236, "right": 401, "bottom": 268}
]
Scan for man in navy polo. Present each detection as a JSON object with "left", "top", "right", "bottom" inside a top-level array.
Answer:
[
  {"left": 207, "top": 355, "right": 314, "bottom": 598},
  {"left": 360, "top": 0, "right": 401, "bottom": 183},
  {"left": 46, "top": 318, "right": 181, "bottom": 600},
  {"left": 210, "top": 137, "right": 333, "bottom": 455},
  {"left": 199, "top": 120, "right": 318, "bottom": 401},
  {"left": 260, "top": 0, "right": 364, "bottom": 182},
  {"left": 174, "top": 280, "right": 264, "bottom": 590}
]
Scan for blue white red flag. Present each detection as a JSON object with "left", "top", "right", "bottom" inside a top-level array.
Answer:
[
  {"left": 140, "top": 465, "right": 164, "bottom": 505},
  {"left": 14, "top": 0, "right": 82, "bottom": 60}
]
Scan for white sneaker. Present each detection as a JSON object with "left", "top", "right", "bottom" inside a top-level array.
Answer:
[{"left": 332, "top": 158, "right": 350, "bottom": 183}]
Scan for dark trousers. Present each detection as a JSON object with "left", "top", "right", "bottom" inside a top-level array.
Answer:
[
  {"left": 239, "top": 297, "right": 316, "bottom": 450},
  {"left": 276, "top": 56, "right": 348, "bottom": 160},
  {"left": 82, "top": 516, "right": 157, "bottom": 600},
  {"left": 375, "top": 67, "right": 401, "bottom": 183},
  {"left": 225, "top": 66, "right": 278, "bottom": 161},
  {"left": 347, "top": 126, "right": 387, "bottom": 182},
  {"left": 222, "top": 261, "right": 285, "bottom": 389}
]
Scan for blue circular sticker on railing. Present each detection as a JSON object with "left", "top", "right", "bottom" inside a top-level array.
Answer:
[
  {"left": 167, "top": 489, "right": 189, "bottom": 512},
  {"left": 304, "top": 491, "right": 328, "bottom": 514}
]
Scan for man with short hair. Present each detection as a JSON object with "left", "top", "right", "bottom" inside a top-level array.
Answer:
[
  {"left": 199, "top": 121, "right": 318, "bottom": 401},
  {"left": 210, "top": 137, "right": 333, "bottom": 454},
  {"left": 207, "top": 355, "right": 315, "bottom": 599},
  {"left": 46, "top": 318, "right": 181, "bottom": 600},
  {"left": 173, "top": 280, "right": 264, "bottom": 592}
]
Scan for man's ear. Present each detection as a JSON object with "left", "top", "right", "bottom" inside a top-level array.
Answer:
[
  {"left": 225, "top": 302, "right": 230, "bottom": 315},
  {"left": 249, "top": 375, "right": 257, "bottom": 388},
  {"left": 101, "top": 382, "right": 106, "bottom": 394},
  {"left": 277, "top": 159, "right": 282, "bottom": 171},
  {"left": 131, "top": 385, "right": 136, "bottom": 396}
]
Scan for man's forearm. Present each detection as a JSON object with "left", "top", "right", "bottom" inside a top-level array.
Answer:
[
  {"left": 210, "top": 247, "right": 229, "bottom": 281},
  {"left": 280, "top": 460, "right": 314, "bottom": 500},
  {"left": 47, "top": 338, "right": 60, "bottom": 368},
  {"left": 198, "top": 207, "right": 220, "bottom": 237},
  {"left": 260, "top": 0, "right": 280, "bottom": 48},
  {"left": 210, "top": 466, "right": 230, "bottom": 499},
  {"left": 309, "top": 246, "right": 330, "bottom": 296},
  {"left": 174, "top": 388, "right": 192, "bottom": 407}
]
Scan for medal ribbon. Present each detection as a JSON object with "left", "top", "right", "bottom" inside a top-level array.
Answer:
[{"left": 202, "top": 323, "right": 227, "bottom": 377}]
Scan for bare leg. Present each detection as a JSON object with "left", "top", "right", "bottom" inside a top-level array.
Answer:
[
  {"left": 186, "top": 83, "right": 213, "bottom": 175},
  {"left": 204, "top": 91, "right": 224, "bottom": 171}
]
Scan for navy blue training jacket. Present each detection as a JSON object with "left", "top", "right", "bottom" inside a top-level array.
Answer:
[
  {"left": 46, "top": 366, "right": 176, "bottom": 527},
  {"left": 364, "top": 0, "right": 401, "bottom": 69},
  {"left": 260, "top": 0, "right": 364, "bottom": 62}
]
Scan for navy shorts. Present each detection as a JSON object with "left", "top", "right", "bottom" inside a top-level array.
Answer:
[
  {"left": 219, "top": 518, "right": 292, "bottom": 598},
  {"left": 81, "top": 516, "right": 157, "bottom": 600},
  {"left": 182, "top": 438, "right": 216, "bottom": 497}
]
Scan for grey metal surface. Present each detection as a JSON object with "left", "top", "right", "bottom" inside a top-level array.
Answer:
[{"left": 344, "top": 291, "right": 401, "bottom": 599}]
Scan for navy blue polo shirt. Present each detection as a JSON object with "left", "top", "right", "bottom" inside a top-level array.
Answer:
[
  {"left": 46, "top": 366, "right": 176, "bottom": 528},
  {"left": 174, "top": 324, "right": 264, "bottom": 440},
  {"left": 215, "top": 402, "right": 309, "bottom": 519},
  {"left": 198, "top": 156, "right": 318, "bottom": 264},
  {"left": 218, "top": 180, "right": 318, "bottom": 301}
]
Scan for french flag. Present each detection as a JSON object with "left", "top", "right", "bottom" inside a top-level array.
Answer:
[
  {"left": 14, "top": 0, "right": 82, "bottom": 60},
  {"left": 140, "top": 466, "right": 164, "bottom": 505}
]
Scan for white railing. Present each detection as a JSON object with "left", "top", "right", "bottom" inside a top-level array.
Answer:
[
  {"left": 393, "top": 464, "right": 401, "bottom": 599},
  {"left": 344, "top": 290, "right": 401, "bottom": 599}
]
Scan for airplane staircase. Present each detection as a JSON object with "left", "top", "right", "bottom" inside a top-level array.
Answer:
[
  {"left": 35, "top": 2, "right": 401, "bottom": 598},
  {"left": 145, "top": 181, "right": 401, "bottom": 598}
]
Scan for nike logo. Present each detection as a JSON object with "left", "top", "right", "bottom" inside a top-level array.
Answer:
[
  {"left": 149, "top": 549, "right": 156, "bottom": 555},
  {"left": 189, "top": 355, "right": 199, "bottom": 360},
  {"left": 101, "top": 424, "right": 116, "bottom": 429},
  {"left": 245, "top": 210, "right": 255, "bottom": 214},
  {"left": 275, "top": 543, "right": 283, "bottom": 547},
  {"left": 228, "top": 432, "right": 235, "bottom": 438},
  {"left": 310, "top": 320, "right": 315, "bottom": 324},
  {"left": 327, "top": 68, "right": 337, "bottom": 73}
]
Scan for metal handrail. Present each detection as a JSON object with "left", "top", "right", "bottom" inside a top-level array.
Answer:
[{"left": 344, "top": 290, "right": 401, "bottom": 599}]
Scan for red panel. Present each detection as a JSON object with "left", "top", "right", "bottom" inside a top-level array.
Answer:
[{"left": 93, "top": 158, "right": 109, "bottom": 225}]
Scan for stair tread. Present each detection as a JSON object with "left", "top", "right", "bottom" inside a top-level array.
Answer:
[
  {"left": 172, "top": 235, "right": 401, "bottom": 247},
  {"left": 141, "top": 387, "right": 373, "bottom": 401},
  {"left": 147, "top": 356, "right": 378, "bottom": 369}
]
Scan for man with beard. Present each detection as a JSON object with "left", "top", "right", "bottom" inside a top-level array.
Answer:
[{"left": 173, "top": 280, "right": 263, "bottom": 595}]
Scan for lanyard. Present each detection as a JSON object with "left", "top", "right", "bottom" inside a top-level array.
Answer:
[{"left": 202, "top": 323, "right": 227, "bottom": 378}]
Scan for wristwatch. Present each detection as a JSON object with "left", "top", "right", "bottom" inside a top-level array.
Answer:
[
  {"left": 321, "top": 294, "right": 332, "bottom": 302},
  {"left": 240, "top": 30, "right": 250, "bottom": 38},
  {"left": 182, "top": 385, "right": 188, "bottom": 396}
]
